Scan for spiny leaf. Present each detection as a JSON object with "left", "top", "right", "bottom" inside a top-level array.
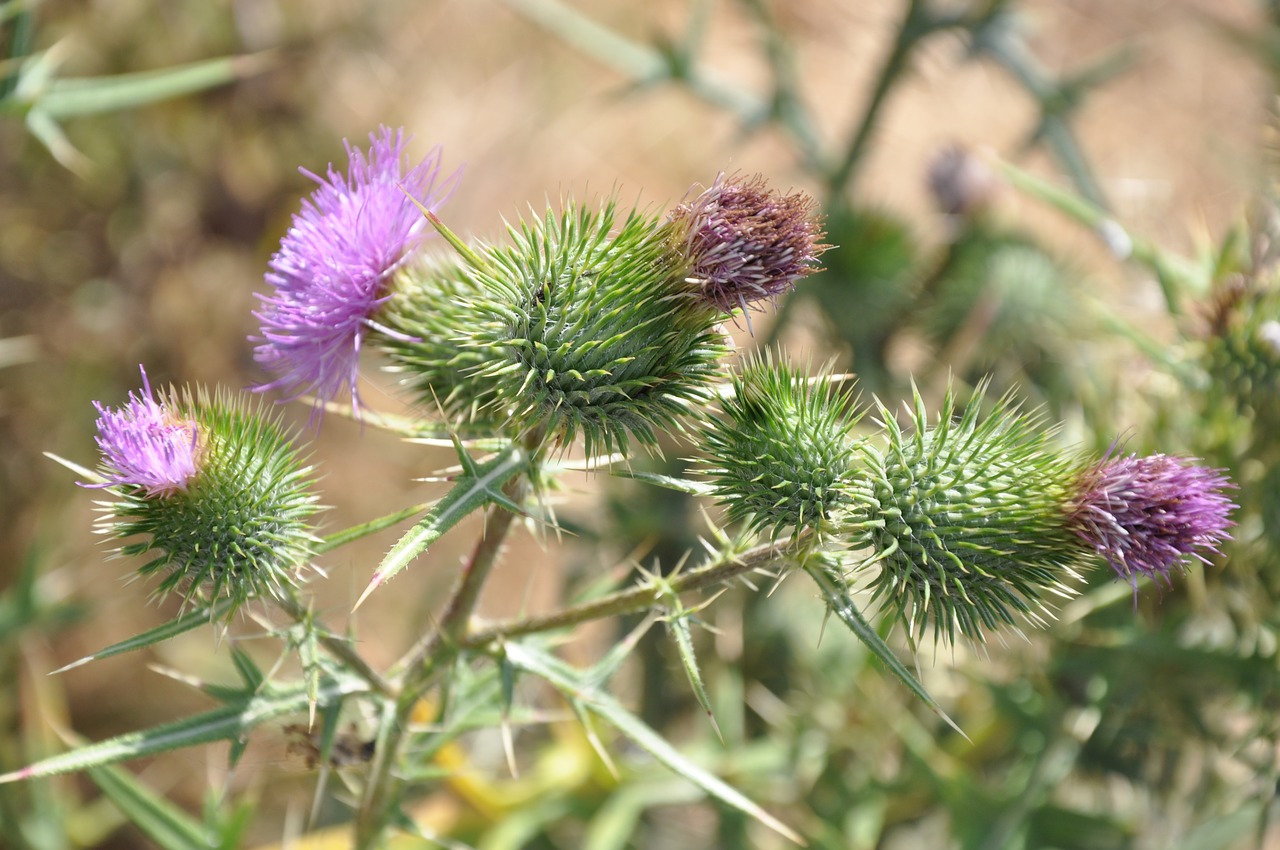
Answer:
[
  {"left": 0, "top": 675, "right": 368, "bottom": 783},
  {"left": 354, "top": 441, "right": 530, "bottom": 609},
  {"left": 804, "top": 561, "right": 967, "bottom": 741},
  {"left": 504, "top": 641, "right": 804, "bottom": 845},
  {"left": 51, "top": 599, "right": 235, "bottom": 674},
  {"left": 84, "top": 760, "right": 217, "bottom": 850}
]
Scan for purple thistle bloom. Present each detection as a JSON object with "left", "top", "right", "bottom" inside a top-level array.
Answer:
[
  {"left": 252, "top": 127, "right": 460, "bottom": 416},
  {"left": 86, "top": 367, "right": 199, "bottom": 497},
  {"left": 668, "top": 173, "right": 827, "bottom": 318},
  {"left": 1069, "top": 453, "right": 1236, "bottom": 591}
]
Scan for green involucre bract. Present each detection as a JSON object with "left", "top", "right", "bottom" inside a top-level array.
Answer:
[
  {"left": 380, "top": 200, "right": 729, "bottom": 456},
  {"left": 700, "top": 354, "right": 860, "bottom": 541},
  {"left": 846, "top": 383, "right": 1083, "bottom": 645},
  {"left": 102, "top": 387, "right": 321, "bottom": 617}
]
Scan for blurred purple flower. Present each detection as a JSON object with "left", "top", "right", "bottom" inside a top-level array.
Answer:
[
  {"left": 252, "top": 127, "right": 460, "bottom": 415},
  {"left": 668, "top": 173, "right": 827, "bottom": 319},
  {"left": 1069, "top": 453, "right": 1236, "bottom": 591},
  {"left": 86, "top": 367, "right": 199, "bottom": 497}
]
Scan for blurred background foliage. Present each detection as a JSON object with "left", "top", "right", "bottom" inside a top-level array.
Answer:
[{"left": 3, "top": 0, "right": 1279, "bottom": 848}]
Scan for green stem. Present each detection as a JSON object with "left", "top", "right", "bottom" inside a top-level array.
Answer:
[
  {"left": 826, "top": 0, "right": 955, "bottom": 204},
  {"left": 274, "top": 591, "right": 395, "bottom": 698},
  {"left": 460, "top": 538, "right": 799, "bottom": 649},
  {"left": 353, "top": 434, "right": 542, "bottom": 848}
]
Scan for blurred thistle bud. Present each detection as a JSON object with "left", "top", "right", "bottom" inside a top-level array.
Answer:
[
  {"left": 845, "top": 383, "right": 1083, "bottom": 645},
  {"left": 86, "top": 370, "right": 322, "bottom": 618},
  {"left": 926, "top": 143, "right": 1001, "bottom": 219},
  {"left": 665, "top": 173, "right": 828, "bottom": 320},
  {"left": 379, "top": 200, "right": 730, "bottom": 456},
  {"left": 699, "top": 353, "right": 861, "bottom": 542},
  {"left": 252, "top": 126, "right": 460, "bottom": 418},
  {"left": 1067, "top": 453, "right": 1235, "bottom": 593},
  {"left": 1201, "top": 274, "right": 1280, "bottom": 425}
]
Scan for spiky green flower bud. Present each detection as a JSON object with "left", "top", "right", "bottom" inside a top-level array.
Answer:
[
  {"left": 698, "top": 354, "right": 861, "bottom": 541},
  {"left": 378, "top": 199, "right": 729, "bottom": 456},
  {"left": 845, "top": 384, "right": 1083, "bottom": 645},
  {"left": 89, "top": 378, "right": 322, "bottom": 617},
  {"left": 1202, "top": 276, "right": 1280, "bottom": 425}
]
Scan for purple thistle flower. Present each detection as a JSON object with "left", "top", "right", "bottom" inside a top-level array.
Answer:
[
  {"left": 668, "top": 173, "right": 827, "bottom": 318},
  {"left": 1069, "top": 453, "right": 1236, "bottom": 592},
  {"left": 86, "top": 367, "right": 199, "bottom": 497},
  {"left": 252, "top": 126, "right": 460, "bottom": 416}
]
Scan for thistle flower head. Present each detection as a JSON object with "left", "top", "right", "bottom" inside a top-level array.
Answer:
[
  {"left": 666, "top": 173, "right": 827, "bottom": 318},
  {"left": 91, "top": 382, "right": 322, "bottom": 618},
  {"left": 253, "top": 126, "right": 460, "bottom": 417},
  {"left": 699, "top": 353, "right": 860, "bottom": 542},
  {"left": 87, "top": 366, "right": 199, "bottom": 497},
  {"left": 1068, "top": 453, "right": 1235, "bottom": 591},
  {"left": 846, "top": 383, "right": 1083, "bottom": 645},
  {"left": 380, "top": 199, "right": 729, "bottom": 457}
]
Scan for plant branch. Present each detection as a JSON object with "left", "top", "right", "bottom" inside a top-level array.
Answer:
[
  {"left": 353, "top": 433, "right": 542, "bottom": 849},
  {"left": 461, "top": 537, "right": 802, "bottom": 649}
]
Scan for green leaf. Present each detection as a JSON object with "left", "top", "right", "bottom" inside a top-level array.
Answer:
[
  {"left": 32, "top": 54, "right": 273, "bottom": 119},
  {"left": 84, "top": 761, "right": 216, "bottom": 850},
  {"left": 665, "top": 610, "right": 721, "bottom": 740},
  {"left": 0, "top": 674, "right": 368, "bottom": 783},
  {"left": 504, "top": 641, "right": 804, "bottom": 845},
  {"left": 354, "top": 441, "right": 530, "bottom": 609},
  {"left": 608, "top": 469, "right": 715, "bottom": 496},
  {"left": 804, "top": 561, "right": 965, "bottom": 740},
  {"left": 52, "top": 600, "right": 236, "bottom": 674},
  {"left": 315, "top": 501, "right": 435, "bottom": 553}
]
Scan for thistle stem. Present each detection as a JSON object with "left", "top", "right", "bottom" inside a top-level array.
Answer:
[
  {"left": 460, "top": 538, "right": 799, "bottom": 649},
  {"left": 274, "top": 591, "right": 395, "bottom": 698},
  {"left": 354, "top": 434, "right": 541, "bottom": 849}
]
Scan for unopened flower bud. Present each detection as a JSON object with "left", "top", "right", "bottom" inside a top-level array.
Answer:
[
  {"left": 699, "top": 354, "right": 860, "bottom": 541},
  {"left": 846, "top": 384, "right": 1082, "bottom": 645},
  {"left": 380, "top": 200, "right": 729, "bottom": 456}
]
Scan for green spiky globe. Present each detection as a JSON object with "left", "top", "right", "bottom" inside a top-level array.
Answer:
[
  {"left": 699, "top": 354, "right": 860, "bottom": 541},
  {"left": 104, "top": 387, "right": 321, "bottom": 616},
  {"left": 1202, "top": 282, "right": 1280, "bottom": 426},
  {"left": 379, "top": 200, "right": 729, "bottom": 456},
  {"left": 846, "top": 384, "right": 1083, "bottom": 645}
]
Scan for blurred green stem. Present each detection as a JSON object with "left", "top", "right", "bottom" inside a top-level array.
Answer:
[{"left": 827, "top": 0, "right": 965, "bottom": 207}]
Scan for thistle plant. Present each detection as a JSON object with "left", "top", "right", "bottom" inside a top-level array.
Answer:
[{"left": 11, "top": 125, "right": 1243, "bottom": 850}]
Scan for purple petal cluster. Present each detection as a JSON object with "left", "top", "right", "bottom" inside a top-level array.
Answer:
[
  {"left": 668, "top": 173, "right": 827, "bottom": 317},
  {"left": 87, "top": 368, "right": 199, "bottom": 497},
  {"left": 252, "top": 127, "right": 459, "bottom": 415},
  {"left": 1069, "top": 453, "right": 1236, "bottom": 590}
]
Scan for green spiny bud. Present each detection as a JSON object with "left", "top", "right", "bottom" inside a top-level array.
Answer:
[
  {"left": 845, "top": 383, "right": 1083, "bottom": 645},
  {"left": 1202, "top": 274, "right": 1280, "bottom": 426},
  {"left": 89, "top": 377, "right": 322, "bottom": 618},
  {"left": 699, "top": 353, "right": 861, "bottom": 542},
  {"left": 379, "top": 199, "right": 730, "bottom": 456}
]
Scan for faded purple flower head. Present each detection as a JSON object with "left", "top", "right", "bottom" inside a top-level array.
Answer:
[
  {"left": 668, "top": 173, "right": 827, "bottom": 318},
  {"left": 86, "top": 367, "right": 199, "bottom": 497},
  {"left": 1069, "top": 453, "right": 1236, "bottom": 592},
  {"left": 252, "top": 126, "right": 460, "bottom": 416}
]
